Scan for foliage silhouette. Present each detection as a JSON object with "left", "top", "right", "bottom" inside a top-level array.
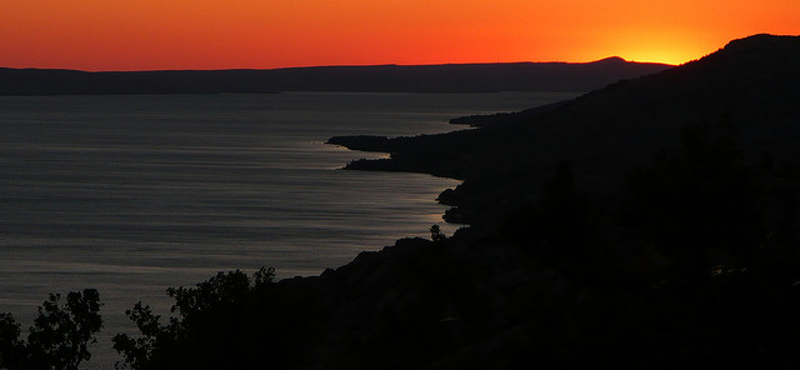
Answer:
[
  {"left": 429, "top": 224, "right": 447, "bottom": 242},
  {"left": 0, "top": 289, "right": 102, "bottom": 370},
  {"left": 113, "top": 267, "right": 290, "bottom": 370}
]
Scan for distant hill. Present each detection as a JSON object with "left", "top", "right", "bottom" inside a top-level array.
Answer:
[{"left": 0, "top": 58, "right": 670, "bottom": 95}]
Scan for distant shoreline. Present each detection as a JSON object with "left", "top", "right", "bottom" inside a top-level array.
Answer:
[{"left": 0, "top": 59, "right": 671, "bottom": 96}]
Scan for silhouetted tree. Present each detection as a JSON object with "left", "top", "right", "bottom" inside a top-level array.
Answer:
[
  {"left": 0, "top": 314, "right": 22, "bottom": 369},
  {"left": 113, "top": 267, "right": 277, "bottom": 370},
  {"left": 0, "top": 289, "right": 102, "bottom": 370},
  {"left": 430, "top": 224, "right": 447, "bottom": 242}
]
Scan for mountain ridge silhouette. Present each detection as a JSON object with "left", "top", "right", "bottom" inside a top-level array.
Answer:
[{"left": 0, "top": 59, "right": 670, "bottom": 95}]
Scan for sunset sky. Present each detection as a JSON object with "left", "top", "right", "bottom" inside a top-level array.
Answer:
[{"left": 1, "top": 0, "right": 798, "bottom": 71}]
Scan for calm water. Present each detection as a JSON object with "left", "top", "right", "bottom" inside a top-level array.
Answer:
[{"left": 0, "top": 91, "right": 578, "bottom": 368}]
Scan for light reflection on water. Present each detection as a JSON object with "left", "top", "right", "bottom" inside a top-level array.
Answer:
[{"left": 0, "top": 91, "right": 578, "bottom": 369}]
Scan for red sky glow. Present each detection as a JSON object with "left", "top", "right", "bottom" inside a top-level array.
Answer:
[{"left": 1, "top": 0, "right": 798, "bottom": 71}]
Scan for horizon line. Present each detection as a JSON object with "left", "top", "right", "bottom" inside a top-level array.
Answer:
[{"left": 1, "top": 57, "right": 677, "bottom": 73}]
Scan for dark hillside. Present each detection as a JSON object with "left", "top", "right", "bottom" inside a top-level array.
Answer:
[{"left": 109, "top": 34, "right": 800, "bottom": 370}]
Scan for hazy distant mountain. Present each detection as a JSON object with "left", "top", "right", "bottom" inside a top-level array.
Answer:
[{"left": 0, "top": 58, "right": 670, "bottom": 95}]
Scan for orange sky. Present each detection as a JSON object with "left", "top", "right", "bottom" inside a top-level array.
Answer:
[{"left": 1, "top": 0, "right": 798, "bottom": 71}]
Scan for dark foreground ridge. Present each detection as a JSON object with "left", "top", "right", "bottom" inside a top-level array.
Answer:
[
  {"left": 0, "top": 58, "right": 670, "bottom": 95},
  {"left": 4, "top": 34, "right": 800, "bottom": 370}
]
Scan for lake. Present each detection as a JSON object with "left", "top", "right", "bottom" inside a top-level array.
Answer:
[{"left": 0, "top": 91, "right": 578, "bottom": 368}]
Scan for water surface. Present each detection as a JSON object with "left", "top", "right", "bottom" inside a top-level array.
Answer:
[{"left": 0, "top": 91, "right": 578, "bottom": 368}]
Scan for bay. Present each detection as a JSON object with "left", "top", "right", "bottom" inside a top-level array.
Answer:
[{"left": 0, "top": 91, "right": 578, "bottom": 368}]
